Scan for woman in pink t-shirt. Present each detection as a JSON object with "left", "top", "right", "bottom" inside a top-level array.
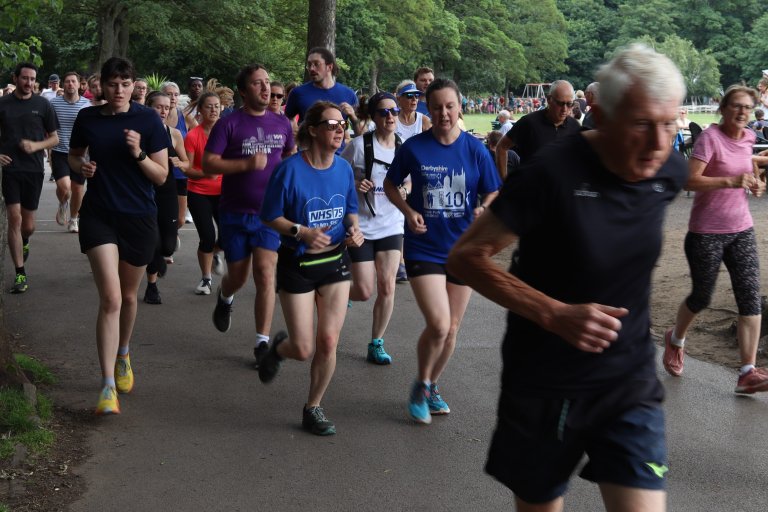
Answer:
[
  {"left": 664, "top": 85, "right": 768, "bottom": 393},
  {"left": 184, "top": 92, "right": 223, "bottom": 295}
]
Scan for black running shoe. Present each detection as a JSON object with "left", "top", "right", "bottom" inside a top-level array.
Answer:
[
  {"left": 302, "top": 405, "right": 336, "bottom": 436},
  {"left": 143, "top": 284, "right": 161, "bottom": 304},
  {"left": 258, "top": 331, "right": 286, "bottom": 383},
  {"left": 212, "top": 288, "right": 233, "bottom": 332},
  {"left": 253, "top": 342, "right": 269, "bottom": 369}
]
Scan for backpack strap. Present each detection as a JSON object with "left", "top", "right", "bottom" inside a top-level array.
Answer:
[{"left": 362, "top": 131, "right": 376, "bottom": 216}]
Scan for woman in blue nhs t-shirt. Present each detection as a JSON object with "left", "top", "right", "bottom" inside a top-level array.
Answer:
[
  {"left": 384, "top": 78, "right": 502, "bottom": 425},
  {"left": 259, "top": 101, "right": 364, "bottom": 436}
]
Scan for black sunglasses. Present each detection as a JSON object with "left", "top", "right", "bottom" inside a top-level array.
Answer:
[
  {"left": 270, "top": 93, "right": 284, "bottom": 99},
  {"left": 375, "top": 107, "right": 400, "bottom": 117}
]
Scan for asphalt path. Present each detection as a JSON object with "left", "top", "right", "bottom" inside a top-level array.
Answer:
[{"left": 4, "top": 180, "right": 768, "bottom": 511}]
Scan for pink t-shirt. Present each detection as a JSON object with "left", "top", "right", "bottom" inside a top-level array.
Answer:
[
  {"left": 184, "top": 125, "right": 222, "bottom": 196},
  {"left": 688, "top": 125, "right": 755, "bottom": 234}
]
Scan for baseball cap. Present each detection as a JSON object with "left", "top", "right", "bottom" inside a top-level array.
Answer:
[
  {"left": 397, "top": 83, "right": 421, "bottom": 96},
  {"left": 48, "top": 74, "right": 60, "bottom": 83}
]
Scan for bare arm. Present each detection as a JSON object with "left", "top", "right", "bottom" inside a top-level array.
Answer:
[
  {"left": 421, "top": 115, "right": 432, "bottom": 132},
  {"left": 447, "top": 211, "right": 628, "bottom": 353},
  {"left": 686, "top": 156, "right": 760, "bottom": 193},
  {"left": 384, "top": 177, "right": 426, "bottom": 234},
  {"left": 263, "top": 216, "right": 332, "bottom": 250},
  {"left": 170, "top": 128, "right": 190, "bottom": 175},
  {"left": 19, "top": 131, "right": 59, "bottom": 154},
  {"left": 495, "top": 135, "right": 514, "bottom": 180}
]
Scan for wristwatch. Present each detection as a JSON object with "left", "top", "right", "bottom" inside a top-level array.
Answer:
[
  {"left": 136, "top": 151, "right": 147, "bottom": 162},
  {"left": 289, "top": 223, "right": 302, "bottom": 240}
]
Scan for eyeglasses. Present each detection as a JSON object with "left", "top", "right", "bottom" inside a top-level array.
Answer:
[
  {"left": 375, "top": 107, "right": 400, "bottom": 117},
  {"left": 729, "top": 103, "right": 754, "bottom": 112},
  {"left": 552, "top": 99, "right": 575, "bottom": 108},
  {"left": 270, "top": 93, "right": 284, "bottom": 99},
  {"left": 316, "top": 119, "right": 348, "bottom": 131},
  {"left": 402, "top": 93, "right": 420, "bottom": 100}
]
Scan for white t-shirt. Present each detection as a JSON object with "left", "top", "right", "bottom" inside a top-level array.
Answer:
[
  {"left": 341, "top": 134, "right": 404, "bottom": 239},
  {"left": 396, "top": 112, "right": 424, "bottom": 142}
]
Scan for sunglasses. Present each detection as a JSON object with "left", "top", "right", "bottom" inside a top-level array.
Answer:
[
  {"left": 552, "top": 99, "right": 575, "bottom": 108},
  {"left": 375, "top": 107, "right": 400, "bottom": 117},
  {"left": 270, "top": 93, "right": 284, "bottom": 99},
  {"left": 402, "top": 93, "right": 420, "bottom": 100},
  {"left": 316, "top": 119, "right": 348, "bottom": 131}
]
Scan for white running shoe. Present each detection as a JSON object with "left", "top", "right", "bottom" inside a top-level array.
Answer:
[
  {"left": 195, "top": 277, "right": 212, "bottom": 295},
  {"left": 56, "top": 200, "right": 70, "bottom": 226},
  {"left": 213, "top": 253, "right": 225, "bottom": 276},
  {"left": 67, "top": 217, "right": 79, "bottom": 233}
]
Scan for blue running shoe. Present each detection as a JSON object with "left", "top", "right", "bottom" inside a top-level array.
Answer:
[
  {"left": 427, "top": 383, "right": 450, "bottom": 415},
  {"left": 367, "top": 338, "right": 392, "bottom": 365},
  {"left": 408, "top": 381, "right": 431, "bottom": 424}
]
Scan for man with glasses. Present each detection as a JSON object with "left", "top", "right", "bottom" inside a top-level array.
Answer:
[
  {"left": 284, "top": 47, "right": 357, "bottom": 152},
  {"left": 495, "top": 80, "right": 580, "bottom": 179},
  {"left": 202, "top": 63, "right": 296, "bottom": 369}
]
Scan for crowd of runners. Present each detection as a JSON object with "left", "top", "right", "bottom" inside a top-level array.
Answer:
[{"left": 3, "top": 43, "right": 768, "bottom": 511}]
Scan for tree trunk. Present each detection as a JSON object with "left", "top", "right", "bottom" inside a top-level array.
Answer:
[
  {"left": 94, "top": 1, "right": 129, "bottom": 70},
  {"left": 0, "top": 188, "right": 30, "bottom": 389},
  {"left": 368, "top": 62, "right": 379, "bottom": 95},
  {"left": 304, "top": 0, "right": 336, "bottom": 82}
]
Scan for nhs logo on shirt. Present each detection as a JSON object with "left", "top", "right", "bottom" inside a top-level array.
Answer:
[{"left": 309, "top": 207, "right": 344, "bottom": 223}]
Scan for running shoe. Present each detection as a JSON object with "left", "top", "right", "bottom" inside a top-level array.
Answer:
[
  {"left": 56, "top": 200, "right": 70, "bottom": 226},
  {"left": 427, "top": 383, "right": 450, "bottom": 415},
  {"left": 115, "top": 354, "right": 134, "bottom": 394},
  {"left": 662, "top": 328, "right": 684, "bottom": 377},
  {"left": 259, "top": 331, "right": 287, "bottom": 383},
  {"left": 67, "top": 217, "right": 79, "bottom": 233},
  {"left": 185, "top": 211, "right": 193, "bottom": 224},
  {"left": 213, "top": 253, "right": 225, "bottom": 276},
  {"left": 95, "top": 386, "right": 120, "bottom": 416},
  {"left": 253, "top": 342, "right": 269, "bottom": 369},
  {"left": 22, "top": 242, "right": 29, "bottom": 262},
  {"left": 396, "top": 263, "right": 408, "bottom": 283},
  {"left": 212, "top": 289, "right": 233, "bottom": 332},
  {"left": 735, "top": 367, "right": 768, "bottom": 394},
  {"left": 143, "top": 284, "right": 161, "bottom": 304},
  {"left": 367, "top": 338, "right": 392, "bottom": 365},
  {"left": 195, "top": 277, "right": 212, "bottom": 295},
  {"left": 408, "top": 381, "right": 432, "bottom": 424},
  {"left": 11, "top": 273, "right": 28, "bottom": 294},
  {"left": 302, "top": 405, "right": 336, "bottom": 436}
]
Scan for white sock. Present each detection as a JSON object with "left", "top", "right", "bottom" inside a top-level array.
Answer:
[
  {"left": 670, "top": 331, "right": 685, "bottom": 348},
  {"left": 740, "top": 364, "right": 755, "bottom": 376},
  {"left": 256, "top": 333, "right": 269, "bottom": 347},
  {"left": 220, "top": 292, "right": 234, "bottom": 304}
]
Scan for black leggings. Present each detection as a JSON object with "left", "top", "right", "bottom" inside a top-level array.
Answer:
[
  {"left": 684, "top": 228, "right": 761, "bottom": 316},
  {"left": 188, "top": 191, "right": 220, "bottom": 253},
  {"left": 147, "top": 179, "right": 179, "bottom": 275}
]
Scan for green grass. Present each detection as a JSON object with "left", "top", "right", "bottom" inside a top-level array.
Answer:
[
  {"left": 13, "top": 354, "right": 56, "bottom": 385},
  {"left": 0, "top": 503, "right": 9, "bottom": 512},
  {"left": 0, "top": 357, "right": 57, "bottom": 461}
]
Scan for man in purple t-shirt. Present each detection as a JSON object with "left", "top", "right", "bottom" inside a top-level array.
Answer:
[{"left": 202, "top": 63, "right": 295, "bottom": 367}]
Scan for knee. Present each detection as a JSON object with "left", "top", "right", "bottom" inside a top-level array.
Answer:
[
  {"left": 314, "top": 334, "right": 338, "bottom": 358},
  {"left": 100, "top": 294, "right": 122, "bottom": 314},
  {"left": 294, "top": 343, "right": 314, "bottom": 362},
  {"left": 121, "top": 291, "right": 138, "bottom": 309},
  {"left": 253, "top": 264, "right": 276, "bottom": 289},
  {"left": 353, "top": 283, "right": 373, "bottom": 301},
  {"left": 424, "top": 321, "right": 451, "bottom": 343},
  {"left": 376, "top": 276, "right": 395, "bottom": 298}
]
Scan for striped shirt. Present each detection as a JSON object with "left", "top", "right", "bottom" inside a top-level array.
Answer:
[{"left": 50, "top": 95, "right": 90, "bottom": 153}]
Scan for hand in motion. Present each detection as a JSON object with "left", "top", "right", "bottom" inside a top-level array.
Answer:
[
  {"left": 18, "top": 139, "right": 37, "bottom": 154},
  {"left": 338, "top": 102, "right": 356, "bottom": 119},
  {"left": 302, "top": 226, "right": 332, "bottom": 250},
  {"left": 732, "top": 172, "right": 757, "bottom": 190},
  {"left": 123, "top": 129, "right": 142, "bottom": 158},
  {"left": 248, "top": 150, "right": 268, "bottom": 172},
  {"left": 345, "top": 225, "right": 364, "bottom": 248},
  {"left": 358, "top": 178, "right": 374, "bottom": 194},
  {"left": 405, "top": 210, "right": 427, "bottom": 234},
  {"left": 81, "top": 160, "right": 98, "bottom": 178},
  {"left": 170, "top": 156, "right": 183, "bottom": 169},
  {"left": 545, "top": 303, "right": 629, "bottom": 353},
  {"left": 0, "top": 154, "right": 11, "bottom": 166}
]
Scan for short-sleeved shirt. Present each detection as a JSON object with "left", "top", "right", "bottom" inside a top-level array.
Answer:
[
  {"left": 340, "top": 134, "right": 404, "bottom": 239},
  {"left": 504, "top": 108, "right": 581, "bottom": 164},
  {"left": 284, "top": 81, "right": 357, "bottom": 154},
  {"left": 0, "top": 93, "right": 59, "bottom": 173},
  {"left": 260, "top": 152, "right": 358, "bottom": 256},
  {"left": 70, "top": 102, "right": 168, "bottom": 215},
  {"left": 386, "top": 129, "right": 502, "bottom": 264},
  {"left": 205, "top": 109, "right": 294, "bottom": 214},
  {"left": 689, "top": 125, "right": 755, "bottom": 234},
  {"left": 184, "top": 125, "right": 221, "bottom": 196},
  {"left": 490, "top": 134, "right": 687, "bottom": 398},
  {"left": 50, "top": 95, "right": 90, "bottom": 153}
]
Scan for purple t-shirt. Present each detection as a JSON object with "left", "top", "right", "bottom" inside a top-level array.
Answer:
[
  {"left": 689, "top": 125, "right": 755, "bottom": 234},
  {"left": 204, "top": 109, "right": 294, "bottom": 214}
]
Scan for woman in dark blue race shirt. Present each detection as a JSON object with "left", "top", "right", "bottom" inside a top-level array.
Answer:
[
  {"left": 68, "top": 58, "right": 168, "bottom": 416},
  {"left": 259, "top": 101, "right": 364, "bottom": 436},
  {"left": 384, "top": 78, "right": 501, "bottom": 425}
]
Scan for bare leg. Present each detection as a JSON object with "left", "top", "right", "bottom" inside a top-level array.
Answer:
[
  {"left": 430, "top": 282, "right": 472, "bottom": 382},
  {"left": 87, "top": 245, "right": 122, "bottom": 380},
  {"left": 6, "top": 203, "right": 24, "bottom": 267},
  {"left": 673, "top": 302, "right": 697, "bottom": 340},
  {"left": 371, "top": 250, "right": 400, "bottom": 339},
  {"left": 117, "top": 260, "right": 147, "bottom": 350},
  {"left": 736, "top": 314, "right": 761, "bottom": 366},
  {"left": 515, "top": 497, "right": 564, "bottom": 512},
  {"left": 70, "top": 181, "right": 85, "bottom": 219},
  {"left": 599, "top": 483, "right": 665, "bottom": 512},
  {"left": 252, "top": 248, "right": 278, "bottom": 335},
  {"left": 307, "top": 281, "right": 350, "bottom": 406},
  {"left": 410, "top": 274, "right": 451, "bottom": 382}
]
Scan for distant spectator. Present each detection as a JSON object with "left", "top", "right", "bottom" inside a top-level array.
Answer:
[
  {"left": 748, "top": 109, "right": 768, "bottom": 133},
  {"left": 497, "top": 110, "right": 513, "bottom": 135},
  {"left": 575, "top": 89, "right": 587, "bottom": 113},
  {"left": 677, "top": 108, "right": 690, "bottom": 130}
]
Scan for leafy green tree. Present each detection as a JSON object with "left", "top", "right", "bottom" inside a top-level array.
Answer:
[
  {"left": 737, "top": 12, "right": 768, "bottom": 86},
  {"left": 505, "top": 0, "right": 568, "bottom": 83},
  {"left": 557, "top": 0, "right": 618, "bottom": 88},
  {"left": 0, "top": 0, "right": 62, "bottom": 70}
]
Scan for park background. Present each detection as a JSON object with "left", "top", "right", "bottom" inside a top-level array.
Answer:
[{"left": 2, "top": 0, "right": 768, "bottom": 104}]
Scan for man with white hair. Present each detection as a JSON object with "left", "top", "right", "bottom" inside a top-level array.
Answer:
[
  {"left": 497, "top": 109, "right": 513, "bottom": 136},
  {"left": 495, "top": 80, "right": 580, "bottom": 179},
  {"left": 448, "top": 44, "right": 687, "bottom": 511}
]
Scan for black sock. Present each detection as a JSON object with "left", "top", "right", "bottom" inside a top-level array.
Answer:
[
  {"left": 147, "top": 281, "right": 158, "bottom": 289},
  {"left": 15, "top": 266, "right": 25, "bottom": 276},
  {"left": 22, "top": 238, "right": 29, "bottom": 246}
]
